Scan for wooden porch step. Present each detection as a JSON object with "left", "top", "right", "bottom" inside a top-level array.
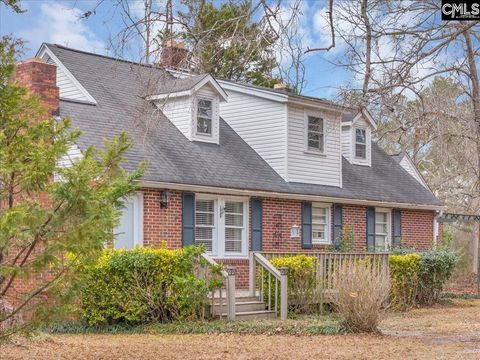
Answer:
[
  {"left": 212, "top": 300, "right": 265, "bottom": 315},
  {"left": 220, "top": 310, "right": 277, "bottom": 321}
]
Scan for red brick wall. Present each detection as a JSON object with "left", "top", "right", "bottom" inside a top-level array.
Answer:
[
  {"left": 342, "top": 205, "right": 367, "bottom": 251},
  {"left": 142, "top": 188, "right": 183, "bottom": 249},
  {"left": 4, "top": 59, "right": 59, "bottom": 309},
  {"left": 139, "top": 190, "right": 438, "bottom": 288},
  {"left": 401, "top": 209, "right": 435, "bottom": 250}
]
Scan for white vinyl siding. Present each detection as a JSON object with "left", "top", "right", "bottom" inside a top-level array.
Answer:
[
  {"left": 287, "top": 105, "right": 342, "bottom": 187},
  {"left": 375, "top": 209, "right": 391, "bottom": 252},
  {"left": 219, "top": 90, "right": 287, "bottom": 178},
  {"left": 399, "top": 156, "right": 428, "bottom": 188},
  {"left": 158, "top": 95, "right": 193, "bottom": 140},
  {"left": 341, "top": 126, "right": 352, "bottom": 162},
  {"left": 40, "top": 47, "right": 96, "bottom": 104},
  {"left": 312, "top": 203, "right": 330, "bottom": 244}
]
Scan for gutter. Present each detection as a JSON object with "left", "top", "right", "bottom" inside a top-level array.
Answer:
[{"left": 140, "top": 180, "right": 445, "bottom": 211}]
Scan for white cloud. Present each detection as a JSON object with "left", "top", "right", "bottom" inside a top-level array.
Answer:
[{"left": 20, "top": 2, "right": 104, "bottom": 53}]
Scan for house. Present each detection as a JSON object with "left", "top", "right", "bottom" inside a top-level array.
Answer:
[{"left": 16, "top": 42, "right": 443, "bottom": 288}]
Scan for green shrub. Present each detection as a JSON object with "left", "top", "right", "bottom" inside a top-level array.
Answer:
[
  {"left": 75, "top": 246, "right": 222, "bottom": 326},
  {"left": 267, "top": 255, "right": 318, "bottom": 313},
  {"left": 417, "top": 249, "right": 458, "bottom": 305},
  {"left": 389, "top": 253, "right": 421, "bottom": 310}
]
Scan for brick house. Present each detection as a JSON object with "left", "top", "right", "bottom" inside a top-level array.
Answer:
[{"left": 18, "top": 43, "right": 442, "bottom": 288}]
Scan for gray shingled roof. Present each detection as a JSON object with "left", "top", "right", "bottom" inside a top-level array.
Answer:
[{"left": 47, "top": 44, "right": 441, "bottom": 207}]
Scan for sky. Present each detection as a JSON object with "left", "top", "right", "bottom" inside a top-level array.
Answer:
[{"left": 0, "top": 0, "right": 352, "bottom": 98}]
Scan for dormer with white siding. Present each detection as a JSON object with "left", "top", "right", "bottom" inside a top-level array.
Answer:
[
  {"left": 148, "top": 75, "right": 228, "bottom": 145},
  {"left": 218, "top": 81, "right": 345, "bottom": 187},
  {"left": 341, "top": 112, "right": 377, "bottom": 167}
]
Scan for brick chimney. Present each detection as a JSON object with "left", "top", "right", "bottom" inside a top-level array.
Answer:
[
  {"left": 159, "top": 40, "right": 190, "bottom": 69},
  {"left": 13, "top": 58, "right": 59, "bottom": 118}
]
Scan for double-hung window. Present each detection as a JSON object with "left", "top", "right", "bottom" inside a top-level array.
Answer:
[
  {"left": 194, "top": 196, "right": 247, "bottom": 257},
  {"left": 355, "top": 128, "right": 366, "bottom": 159},
  {"left": 195, "top": 199, "right": 216, "bottom": 252},
  {"left": 307, "top": 115, "right": 324, "bottom": 153},
  {"left": 312, "top": 203, "right": 330, "bottom": 244},
  {"left": 196, "top": 99, "right": 213, "bottom": 136},
  {"left": 375, "top": 209, "right": 391, "bottom": 251}
]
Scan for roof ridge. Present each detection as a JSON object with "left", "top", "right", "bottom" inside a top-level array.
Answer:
[{"left": 42, "top": 43, "right": 168, "bottom": 70}]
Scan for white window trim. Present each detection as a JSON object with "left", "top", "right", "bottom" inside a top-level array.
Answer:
[
  {"left": 195, "top": 194, "right": 249, "bottom": 259},
  {"left": 304, "top": 111, "right": 326, "bottom": 155},
  {"left": 312, "top": 202, "right": 331, "bottom": 245},
  {"left": 375, "top": 207, "right": 391, "bottom": 251},
  {"left": 113, "top": 192, "right": 144, "bottom": 249},
  {"left": 354, "top": 127, "right": 367, "bottom": 160},
  {"left": 192, "top": 95, "right": 218, "bottom": 142}
]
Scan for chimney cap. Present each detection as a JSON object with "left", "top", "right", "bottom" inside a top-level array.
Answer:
[{"left": 19, "top": 57, "right": 46, "bottom": 65}]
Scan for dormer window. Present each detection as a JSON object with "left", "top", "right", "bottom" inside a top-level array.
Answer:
[
  {"left": 196, "top": 99, "right": 213, "bottom": 136},
  {"left": 355, "top": 128, "right": 366, "bottom": 159},
  {"left": 306, "top": 115, "right": 324, "bottom": 153}
]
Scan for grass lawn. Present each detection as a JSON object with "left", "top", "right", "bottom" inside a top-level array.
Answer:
[{"left": 2, "top": 299, "right": 480, "bottom": 359}]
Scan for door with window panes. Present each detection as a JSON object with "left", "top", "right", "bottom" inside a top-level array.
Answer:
[{"left": 194, "top": 196, "right": 247, "bottom": 257}]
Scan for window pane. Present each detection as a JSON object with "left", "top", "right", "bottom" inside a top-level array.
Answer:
[
  {"left": 195, "top": 228, "right": 213, "bottom": 252},
  {"left": 196, "top": 199, "right": 214, "bottom": 212},
  {"left": 356, "top": 128, "right": 366, "bottom": 144},
  {"left": 196, "top": 212, "right": 214, "bottom": 226},
  {"left": 313, "top": 224, "right": 325, "bottom": 240},
  {"left": 375, "top": 223, "right": 387, "bottom": 234},
  {"left": 355, "top": 144, "right": 366, "bottom": 159},
  {"left": 225, "top": 201, "right": 243, "bottom": 214},
  {"left": 376, "top": 212, "right": 387, "bottom": 223},
  {"left": 375, "top": 235, "right": 386, "bottom": 251},
  {"left": 197, "top": 117, "right": 212, "bottom": 134},
  {"left": 225, "top": 226, "right": 242, "bottom": 253}
]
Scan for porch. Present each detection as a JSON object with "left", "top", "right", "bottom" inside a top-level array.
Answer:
[{"left": 203, "top": 251, "right": 390, "bottom": 321}]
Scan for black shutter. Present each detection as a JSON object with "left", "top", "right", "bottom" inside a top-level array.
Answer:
[
  {"left": 332, "top": 204, "right": 343, "bottom": 249},
  {"left": 182, "top": 192, "right": 195, "bottom": 247},
  {"left": 302, "top": 202, "right": 312, "bottom": 249},
  {"left": 366, "top": 207, "right": 375, "bottom": 252},
  {"left": 251, "top": 198, "right": 263, "bottom": 251},
  {"left": 392, "top": 209, "right": 402, "bottom": 249}
]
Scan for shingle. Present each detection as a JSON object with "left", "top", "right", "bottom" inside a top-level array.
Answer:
[{"left": 48, "top": 44, "right": 441, "bottom": 207}]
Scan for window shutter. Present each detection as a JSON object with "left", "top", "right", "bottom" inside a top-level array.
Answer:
[
  {"left": 302, "top": 202, "right": 312, "bottom": 249},
  {"left": 392, "top": 209, "right": 402, "bottom": 249},
  {"left": 251, "top": 198, "right": 263, "bottom": 251},
  {"left": 182, "top": 192, "right": 195, "bottom": 247},
  {"left": 366, "top": 207, "right": 375, "bottom": 252},
  {"left": 332, "top": 204, "right": 343, "bottom": 249}
]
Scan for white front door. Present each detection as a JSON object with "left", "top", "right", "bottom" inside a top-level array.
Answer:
[
  {"left": 114, "top": 193, "right": 144, "bottom": 249},
  {"left": 195, "top": 195, "right": 248, "bottom": 258}
]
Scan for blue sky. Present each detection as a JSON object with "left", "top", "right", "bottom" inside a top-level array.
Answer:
[{"left": 0, "top": 0, "right": 351, "bottom": 98}]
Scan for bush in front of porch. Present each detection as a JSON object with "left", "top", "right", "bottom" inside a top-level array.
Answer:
[{"left": 74, "top": 245, "right": 223, "bottom": 326}]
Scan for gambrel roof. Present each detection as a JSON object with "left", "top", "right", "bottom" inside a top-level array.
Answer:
[{"left": 44, "top": 43, "right": 442, "bottom": 208}]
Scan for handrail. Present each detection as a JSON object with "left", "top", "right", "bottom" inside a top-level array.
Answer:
[
  {"left": 249, "top": 251, "right": 288, "bottom": 320},
  {"left": 200, "top": 253, "right": 235, "bottom": 320},
  {"left": 201, "top": 253, "right": 229, "bottom": 278},
  {"left": 253, "top": 253, "right": 282, "bottom": 281}
]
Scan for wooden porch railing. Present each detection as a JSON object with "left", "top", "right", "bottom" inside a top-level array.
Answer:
[
  {"left": 261, "top": 251, "right": 390, "bottom": 297},
  {"left": 199, "top": 253, "right": 236, "bottom": 320},
  {"left": 249, "top": 252, "right": 288, "bottom": 320}
]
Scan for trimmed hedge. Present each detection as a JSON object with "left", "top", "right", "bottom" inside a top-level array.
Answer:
[
  {"left": 75, "top": 246, "right": 222, "bottom": 326},
  {"left": 389, "top": 253, "right": 421, "bottom": 310},
  {"left": 388, "top": 249, "right": 457, "bottom": 309},
  {"left": 268, "top": 255, "right": 318, "bottom": 313}
]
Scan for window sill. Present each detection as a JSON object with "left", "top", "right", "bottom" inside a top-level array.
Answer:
[
  {"left": 304, "top": 150, "right": 327, "bottom": 157},
  {"left": 312, "top": 241, "right": 331, "bottom": 246}
]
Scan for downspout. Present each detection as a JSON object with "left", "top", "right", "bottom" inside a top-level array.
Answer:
[{"left": 433, "top": 210, "right": 443, "bottom": 247}]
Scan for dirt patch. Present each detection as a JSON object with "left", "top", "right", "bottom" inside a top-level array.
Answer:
[{"left": 3, "top": 299, "right": 480, "bottom": 359}]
